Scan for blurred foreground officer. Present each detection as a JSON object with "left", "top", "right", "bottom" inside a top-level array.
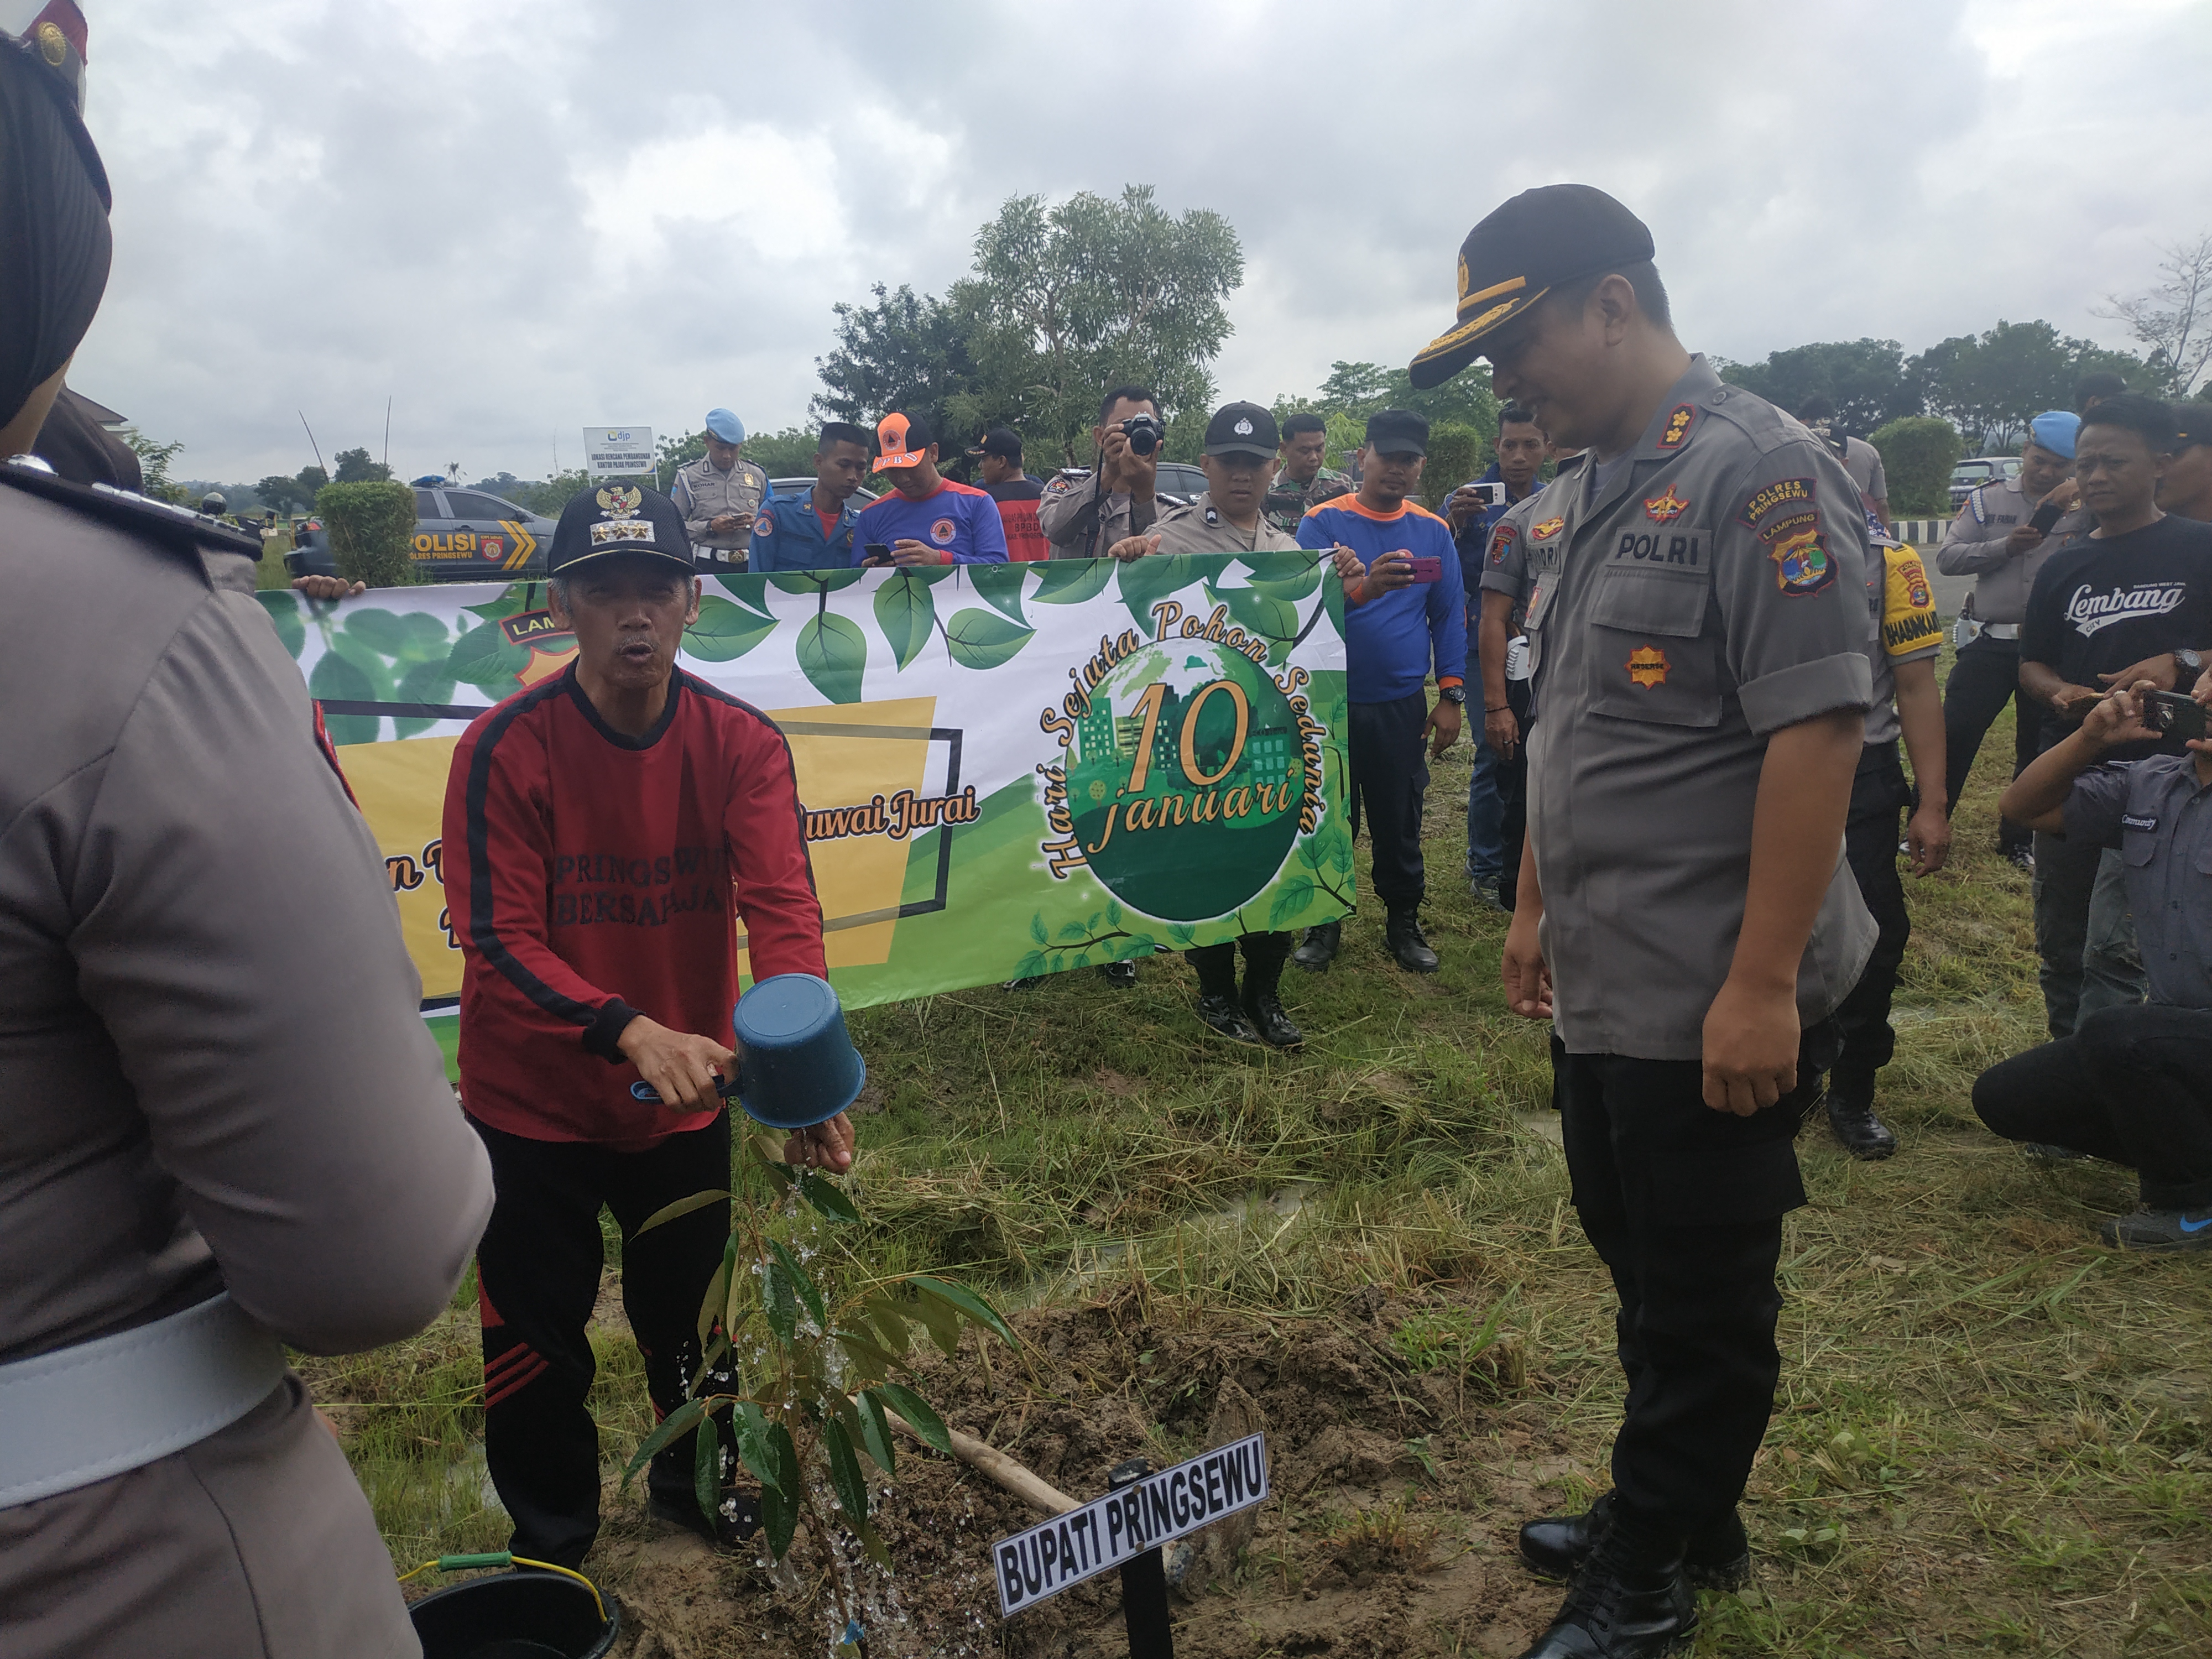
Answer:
[
  {"left": 0, "top": 34, "right": 494, "bottom": 1658},
  {"left": 1979, "top": 679, "right": 2212, "bottom": 1251},
  {"left": 1112, "top": 401, "right": 1307, "bottom": 1046},
  {"left": 671, "top": 407, "right": 770, "bottom": 570},
  {"left": 1411, "top": 184, "right": 1875, "bottom": 1657}
]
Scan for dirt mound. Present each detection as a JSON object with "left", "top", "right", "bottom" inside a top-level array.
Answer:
[{"left": 581, "top": 1285, "right": 1577, "bottom": 1659}]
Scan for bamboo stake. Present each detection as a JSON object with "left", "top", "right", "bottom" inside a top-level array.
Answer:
[{"left": 885, "top": 1410, "right": 1077, "bottom": 1516}]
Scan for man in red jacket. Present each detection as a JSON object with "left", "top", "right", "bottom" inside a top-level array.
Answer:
[{"left": 442, "top": 481, "right": 853, "bottom": 1567}]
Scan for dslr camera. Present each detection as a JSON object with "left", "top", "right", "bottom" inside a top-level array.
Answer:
[{"left": 1119, "top": 413, "right": 1165, "bottom": 456}]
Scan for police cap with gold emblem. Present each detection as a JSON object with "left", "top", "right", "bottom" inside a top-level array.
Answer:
[
  {"left": 1202, "top": 401, "right": 1279, "bottom": 460},
  {"left": 548, "top": 481, "right": 693, "bottom": 575},
  {"left": 1408, "top": 184, "right": 1655, "bottom": 389}
]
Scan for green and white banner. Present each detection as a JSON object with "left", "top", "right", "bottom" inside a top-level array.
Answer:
[{"left": 255, "top": 553, "right": 1354, "bottom": 1010}]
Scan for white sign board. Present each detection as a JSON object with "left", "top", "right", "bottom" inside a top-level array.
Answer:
[
  {"left": 993, "top": 1434, "right": 1268, "bottom": 1616},
  {"left": 583, "top": 425, "right": 655, "bottom": 477}
]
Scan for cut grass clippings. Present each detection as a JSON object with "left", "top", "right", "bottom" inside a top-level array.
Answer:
[{"left": 301, "top": 664, "right": 2212, "bottom": 1657}]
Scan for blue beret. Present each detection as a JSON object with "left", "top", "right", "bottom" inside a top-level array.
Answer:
[
  {"left": 705, "top": 408, "right": 745, "bottom": 444},
  {"left": 2028, "top": 410, "right": 2078, "bottom": 460}
]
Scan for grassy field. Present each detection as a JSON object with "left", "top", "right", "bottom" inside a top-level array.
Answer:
[{"left": 304, "top": 672, "right": 2212, "bottom": 1657}]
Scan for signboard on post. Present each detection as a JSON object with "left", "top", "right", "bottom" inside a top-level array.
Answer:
[
  {"left": 993, "top": 1434, "right": 1269, "bottom": 1616},
  {"left": 583, "top": 425, "right": 655, "bottom": 477}
]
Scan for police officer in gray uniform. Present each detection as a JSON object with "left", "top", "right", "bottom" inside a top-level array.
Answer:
[
  {"left": 670, "top": 407, "right": 771, "bottom": 570},
  {"left": 1409, "top": 185, "right": 1876, "bottom": 1659},
  {"left": 1936, "top": 411, "right": 2083, "bottom": 866},
  {"left": 1038, "top": 384, "right": 1186, "bottom": 561},
  {"left": 0, "top": 38, "right": 493, "bottom": 1657}
]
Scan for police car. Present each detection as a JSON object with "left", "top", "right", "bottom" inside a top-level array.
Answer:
[{"left": 285, "top": 484, "right": 558, "bottom": 584}]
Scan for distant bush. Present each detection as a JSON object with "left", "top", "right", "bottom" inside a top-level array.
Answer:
[
  {"left": 1420, "top": 424, "right": 1485, "bottom": 512},
  {"left": 1870, "top": 416, "right": 1964, "bottom": 517},
  {"left": 316, "top": 480, "right": 421, "bottom": 587}
]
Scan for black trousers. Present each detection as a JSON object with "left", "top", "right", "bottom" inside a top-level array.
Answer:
[
  {"left": 1943, "top": 640, "right": 2038, "bottom": 852},
  {"left": 472, "top": 1112, "right": 734, "bottom": 1567},
  {"left": 1186, "top": 931, "right": 1291, "bottom": 989},
  {"left": 1973, "top": 1003, "right": 2212, "bottom": 1210},
  {"left": 1496, "top": 678, "right": 1533, "bottom": 911},
  {"left": 1557, "top": 1028, "right": 1830, "bottom": 1538},
  {"left": 1832, "top": 742, "right": 1913, "bottom": 1090},
  {"left": 1345, "top": 691, "right": 1430, "bottom": 911}
]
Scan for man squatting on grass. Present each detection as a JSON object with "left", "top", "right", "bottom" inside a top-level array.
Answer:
[
  {"left": 443, "top": 483, "right": 854, "bottom": 1567},
  {"left": 1974, "top": 661, "right": 2212, "bottom": 1242},
  {"left": 1410, "top": 184, "right": 1876, "bottom": 1659}
]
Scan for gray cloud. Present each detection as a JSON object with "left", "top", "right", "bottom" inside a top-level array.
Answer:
[{"left": 70, "top": 0, "right": 2212, "bottom": 481}]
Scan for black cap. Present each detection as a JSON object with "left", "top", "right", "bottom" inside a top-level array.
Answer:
[
  {"left": 966, "top": 426, "right": 1023, "bottom": 461},
  {"left": 1202, "top": 401, "right": 1279, "bottom": 459},
  {"left": 547, "top": 482, "right": 694, "bottom": 576},
  {"left": 1408, "top": 184, "right": 1656, "bottom": 389},
  {"left": 1364, "top": 408, "right": 1430, "bottom": 457}
]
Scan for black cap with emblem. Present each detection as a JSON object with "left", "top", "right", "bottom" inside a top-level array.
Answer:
[
  {"left": 1408, "top": 184, "right": 1656, "bottom": 390},
  {"left": 1202, "top": 401, "right": 1279, "bottom": 460},
  {"left": 547, "top": 482, "right": 693, "bottom": 576}
]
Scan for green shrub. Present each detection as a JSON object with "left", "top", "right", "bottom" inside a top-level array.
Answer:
[
  {"left": 317, "top": 480, "right": 421, "bottom": 587},
  {"left": 1420, "top": 422, "right": 1486, "bottom": 511},
  {"left": 1870, "top": 416, "right": 1965, "bottom": 517}
]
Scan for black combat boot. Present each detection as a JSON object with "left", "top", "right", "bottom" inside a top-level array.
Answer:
[
  {"left": 1239, "top": 934, "right": 1303, "bottom": 1049},
  {"left": 1385, "top": 907, "right": 1439, "bottom": 973},
  {"left": 1824, "top": 1074, "right": 1897, "bottom": 1160},
  {"left": 1519, "top": 1490, "right": 1750, "bottom": 1593},
  {"left": 1186, "top": 943, "right": 1260, "bottom": 1043},
  {"left": 1290, "top": 921, "right": 1340, "bottom": 973},
  {"left": 1516, "top": 1511, "right": 1695, "bottom": 1659},
  {"left": 1099, "top": 958, "right": 1138, "bottom": 986}
]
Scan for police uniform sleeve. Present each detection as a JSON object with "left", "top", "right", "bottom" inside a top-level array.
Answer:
[
  {"left": 672, "top": 465, "right": 716, "bottom": 542},
  {"left": 1717, "top": 446, "right": 1875, "bottom": 735},
  {"left": 1934, "top": 486, "right": 2012, "bottom": 576},
  {"left": 1037, "top": 473, "right": 1101, "bottom": 547},
  {"left": 1478, "top": 510, "right": 1530, "bottom": 600},
  {"left": 2060, "top": 764, "right": 2132, "bottom": 850},
  {"left": 1881, "top": 544, "right": 1943, "bottom": 665},
  {"left": 71, "top": 588, "right": 492, "bottom": 1354}
]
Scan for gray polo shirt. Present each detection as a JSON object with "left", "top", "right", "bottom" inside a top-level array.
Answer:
[
  {"left": 2064, "top": 755, "right": 2212, "bottom": 1008},
  {"left": 1519, "top": 357, "right": 1877, "bottom": 1061}
]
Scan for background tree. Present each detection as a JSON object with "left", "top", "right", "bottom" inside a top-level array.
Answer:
[
  {"left": 1908, "top": 320, "right": 2142, "bottom": 450},
  {"left": 332, "top": 446, "right": 393, "bottom": 483},
  {"left": 950, "top": 185, "right": 1244, "bottom": 466},
  {"left": 2097, "top": 231, "right": 2212, "bottom": 395},
  {"left": 295, "top": 463, "right": 329, "bottom": 499},
  {"left": 119, "top": 428, "right": 185, "bottom": 503},
  {"left": 811, "top": 283, "right": 984, "bottom": 450},
  {"left": 256, "top": 473, "right": 308, "bottom": 515},
  {"left": 1717, "top": 338, "right": 1919, "bottom": 432},
  {"left": 1869, "top": 416, "right": 1965, "bottom": 516}
]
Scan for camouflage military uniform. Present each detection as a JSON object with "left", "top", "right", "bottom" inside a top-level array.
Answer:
[{"left": 1262, "top": 465, "right": 1354, "bottom": 536}]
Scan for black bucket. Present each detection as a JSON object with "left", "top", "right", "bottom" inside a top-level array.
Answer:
[{"left": 408, "top": 1569, "right": 620, "bottom": 1659}]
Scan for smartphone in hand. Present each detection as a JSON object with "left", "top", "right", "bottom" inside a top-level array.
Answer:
[
  {"left": 2148, "top": 689, "right": 2209, "bottom": 742},
  {"left": 1405, "top": 555, "right": 1445, "bottom": 584},
  {"left": 862, "top": 542, "right": 895, "bottom": 567}
]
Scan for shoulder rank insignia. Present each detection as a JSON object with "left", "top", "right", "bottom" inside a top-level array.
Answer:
[{"left": 1656, "top": 404, "right": 1696, "bottom": 450}]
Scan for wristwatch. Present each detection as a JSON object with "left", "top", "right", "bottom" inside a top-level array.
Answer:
[
  {"left": 1438, "top": 686, "right": 1467, "bottom": 706},
  {"left": 2177, "top": 648, "right": 2204, "bottom": 682}
]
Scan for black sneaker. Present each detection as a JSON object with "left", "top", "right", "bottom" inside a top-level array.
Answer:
[
  {"left": 2005, "top": 845, "right": 2036, "bottom": 873},
  {"left": 649, "top": 1485, "right": 761, "bottom": 1548},
  {"left": 1516, "top": 1514, "right": 1696, "bottom": 1659},
  {"left": 1194, "top": 993, "right": 1262, "bottom": 1044},
  {"left": 2098, "top": 1206, "right": 2212, "bottom": 1252},
  {"left": 1518, "top": 1490, "right": 1750, "bottom": 1594}
]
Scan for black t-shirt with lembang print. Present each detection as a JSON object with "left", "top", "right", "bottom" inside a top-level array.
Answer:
[{"left": 2021, "top": 513, "right": 2212, "bottom": 759}]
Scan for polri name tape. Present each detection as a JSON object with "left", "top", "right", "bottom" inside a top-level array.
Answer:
[{"left": 993, "top": 1433, "right": 1267, "bottom": 1616}]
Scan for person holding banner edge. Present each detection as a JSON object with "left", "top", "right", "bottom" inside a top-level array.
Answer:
[{"left": 442, "top": 482, "right": 854, "bottom": 1568}]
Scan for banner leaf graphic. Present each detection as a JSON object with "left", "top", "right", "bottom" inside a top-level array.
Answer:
[
  {"left": 1030, "top": 559, "right": 1114, "bottom": 605},
  {"left": 943, "top": 608, "right": 1034, "bottom": 670},
  {"left": 685, "top": 594, "right": 779, "bottom": 662},
  {"left": 967, "top": 564, "right": 1029, "bottom": 626},
  {"left": 874, "top": 573, "right": 939, "bottom": 670},
  {"left": 1117, "top": 554, "right": 1192, "bottom": 632},
  {"left": 796, "top": 612, "right": 868, "bottom": 703},
  {"left": 254, "top": 591, "right": 305, "bottom": 659}
]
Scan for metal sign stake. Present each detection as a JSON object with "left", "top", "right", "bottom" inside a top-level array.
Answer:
[{"left": 1108, "top": 1458, "right": 1174, "bottom": 1659}]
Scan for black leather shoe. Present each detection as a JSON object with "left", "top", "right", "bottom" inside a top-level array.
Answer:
[
  {"left": 1385, "top": 909, "right": 1439, "bottom": 973},
  {"left": 1194, "top": 993, "right": 1262, "bottom": 1043},
  {"left": 1516, "top": 1517, "right": 1695, "bottom": 1659},
  {"left": 1825, "top": 1084, "right": 1898, "bottom": 1161},
  {"left": 1243, "top": 988, "right": 1303, "bottom": 1048},
  {"left": 1520, "top": 1491, "right": 1750, "bottom": 1594},
  {"left": 650, "top": 1485, "right": 762, "bottom": 1548},
  {"left": 1100, "top": 959, "right": 1138, "bottom": 985},
  {"left": 1290, "top": 921, "right": 1340, "bottom": 973}
]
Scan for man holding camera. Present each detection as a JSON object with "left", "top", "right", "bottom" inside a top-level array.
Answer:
[
  {"left": 1039, "top": 385, "right": 1186, "bottom": 560},
  {"left": 1264, "top": 411, "right": 1354, "bottom": 534},
  {"left": 2020, "top": 393, "right": 2212, "bottom": 1038},
  {"left": 1291, "top": 408, "right": 1466, "bottom": 975},
  {"left": 1936, "top": 411, "right": 2081, "bottom": 868},
  {"left": 1977, "top": 675, "right": 2212, "bottom": 1251}
]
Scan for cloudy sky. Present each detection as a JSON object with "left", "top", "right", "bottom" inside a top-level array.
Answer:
[{"left": 68, "top": 0, "right": 2212, "bottom": 483}]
